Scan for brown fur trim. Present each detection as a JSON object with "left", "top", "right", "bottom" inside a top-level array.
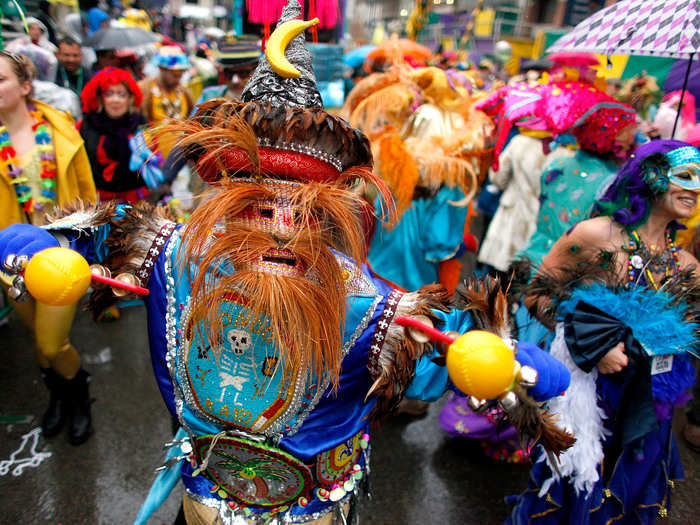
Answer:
[
  {"left": 167, "top": 99, "right": 373, "bottom": 175},
  {"left": 505, "top": 258, "right": 535, "bottom": 306},
  {"left": 525, "top": 251, "right": 700, "bottom": 336},
  {"left": 505, "top": 399, "right": 576, "bottom": 457},
  {"left": 453, "top": 275, "right": 510, "bottom": 341},
  {"left": 44, "top": 199, "right": 117, "bottom": 228},
  {"left": 367, "top": 284, "right": 450, "bottom": 419},
  {"left": 86, "top": 201, "right": 175, "bottom": 318},
  {"left": 524, "top": 254, "right": 621, "bottom": 330},
  {"left": 453, "top": 275, "right": 575, "bottom": 456}
]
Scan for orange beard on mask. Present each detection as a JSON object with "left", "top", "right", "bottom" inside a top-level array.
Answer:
[{"left": 180, "top": 177, "right": 375, "bottom": 388}]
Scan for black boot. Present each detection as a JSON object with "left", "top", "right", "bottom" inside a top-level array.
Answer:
[
  {"left": 40, "top": 367, "right": 68, "bottom": 437},
  {"left": 66, "top": 368, "right": 93, "bottom": 446}
]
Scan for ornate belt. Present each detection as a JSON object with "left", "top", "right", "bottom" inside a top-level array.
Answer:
[{"left": 189, "top": 429, "right": 369, "bottom": 512}]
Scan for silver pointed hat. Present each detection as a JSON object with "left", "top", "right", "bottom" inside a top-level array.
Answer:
[{"left": 241, "top": 0, "right": 323, "bottom": 108}]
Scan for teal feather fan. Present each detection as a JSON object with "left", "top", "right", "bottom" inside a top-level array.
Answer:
[{"left": 558, "top": 283, "right": 697, "bottom": 357}]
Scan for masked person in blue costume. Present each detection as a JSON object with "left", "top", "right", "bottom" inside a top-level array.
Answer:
[
  {"left": 507, "top": 140, "right": 700, "bottom": 524},
  {"left": 0, "top": 3, "right": 570, "bottom": 523}
]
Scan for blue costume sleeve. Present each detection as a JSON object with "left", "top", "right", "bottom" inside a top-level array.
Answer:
[
  {"left": 129, "top": 130, "right": 165, "bottom": 189},
  {"left": 0, "top": 219, "right": 112, "bottom": 266},
  {"left": 422, "top": 186, "right": 469, "bottom": 263},
  {"left": 52, "top": 225, "right": 111, "bottom": 263},
  {"left": 404, "top": 307, "right": 473, "bottom": 401}
]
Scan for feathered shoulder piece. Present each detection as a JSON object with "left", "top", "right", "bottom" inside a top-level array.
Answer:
[
  {"left": 44, "top": 201, "right": 175, "bottom": 317},
  {"left": 525, "top": 252, "right": 700, "bottom": 335},
  {"left": 367, "top": 284, "right": 450, "bottom": 419},
  {"left": 84, "top": 202, "right": 174, "bottom": 318},
  {"left": 452, "top": 276, "right": 575, "bottom": 457},
  {"left": 453, "top": 275, "right": 511, "bottom": 340},
  {"left": 44, "top": 199, "right": 118, "bottom": 231}
]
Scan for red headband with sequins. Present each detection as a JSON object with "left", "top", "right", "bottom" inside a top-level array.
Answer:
[{"left": 196, "top": 146, "right": 342, "bottom": 184}]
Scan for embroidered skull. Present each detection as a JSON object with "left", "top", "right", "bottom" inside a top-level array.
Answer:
[{"left": 227, "top": 329, "right": 251, "bottom": 355}]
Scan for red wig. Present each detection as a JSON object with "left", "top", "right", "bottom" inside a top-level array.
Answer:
[{"left": 81, "top": 67, "right": 143, "bottom": 113}]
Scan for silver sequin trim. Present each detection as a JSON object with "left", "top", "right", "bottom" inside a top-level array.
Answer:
[
  {"left": 258, "top": 137, "right": 342, "bottom": 172},
  {"left": 164, "top": 228, "right": 191, "bottom": 432},
  {"left": 185, "top": 484, "right": 357, "bottom": 524}
]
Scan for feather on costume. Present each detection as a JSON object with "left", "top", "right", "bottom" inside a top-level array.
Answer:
[{"left": 345, "top": 64, "right": 493, "bottom": 292}]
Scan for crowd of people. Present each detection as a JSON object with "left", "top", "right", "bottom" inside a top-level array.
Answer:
[{"left": 0, "top": 1, "right": 699, "bottom": 524}]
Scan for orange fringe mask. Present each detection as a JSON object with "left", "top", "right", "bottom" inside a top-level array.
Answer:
[{"left": 180, "top": 175, "right": 392, "bottom": 388}]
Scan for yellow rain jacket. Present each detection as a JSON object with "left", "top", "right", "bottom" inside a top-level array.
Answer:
[{"left": 0, "top": 101, "right": 96, "bottom": 229}]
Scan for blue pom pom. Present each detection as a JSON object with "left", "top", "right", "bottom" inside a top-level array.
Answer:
[{"left": 516, "top": 341, "right": 570, "bottom": 401}]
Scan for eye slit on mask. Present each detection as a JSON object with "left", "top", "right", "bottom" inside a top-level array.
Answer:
[
  {"left": 257, "top": 205, "right": 275, "bottom": 220},
  {"left": 292, "top": 208, "right": 323, "bottom": 227},
  {"left": 674, "top": 170, "right": 693, "bottom": 181},
  {"left": 293, "top": 209, "right": 304, "bottom": 225}
]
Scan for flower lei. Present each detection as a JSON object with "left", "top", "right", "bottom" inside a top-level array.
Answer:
[{"left": 0, "top": 106, "right": 57, "bottom": 214}]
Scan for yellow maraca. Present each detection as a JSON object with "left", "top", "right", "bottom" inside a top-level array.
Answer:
[
  {"left": 395, "top": 317, "right": 517, "bottom": 400},
  {"left": 445, "top": 330, "right": 516, "bottom": 400},
  {"left": 22, "top": 247, "right": 150, "bottom": 305},
  {"left": 23, "top": 247, "right": 92, "bottom": 306}
]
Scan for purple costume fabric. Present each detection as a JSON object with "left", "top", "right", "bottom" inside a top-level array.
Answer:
[{"left": 438, "top": 393, "right": 524, "bottom": 462}]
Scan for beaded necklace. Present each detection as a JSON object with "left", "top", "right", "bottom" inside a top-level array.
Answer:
[
  {"left": 626, "top": 229, "right": 681, "bottom": 290},
  {"left": 0, "top": 106, "right": 58, "bottom": 215},
  {"left": 151, "top": 83, "right": 184, "bottom": 120}
]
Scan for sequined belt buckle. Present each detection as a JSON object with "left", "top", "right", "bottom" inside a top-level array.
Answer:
[{"left": 195, "top": 434, "right": 313, "bottom": 509}]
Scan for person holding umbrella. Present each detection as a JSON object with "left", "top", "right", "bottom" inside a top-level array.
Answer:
[{"left": 82, "top": 18, "right": 161, "bottom": 74}]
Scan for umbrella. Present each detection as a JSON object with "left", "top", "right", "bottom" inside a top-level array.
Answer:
[
  {"left": 342, "top": 45, "right": 376, "bottom": 68},
  {"left": 4, "top": 40, "right": 57, "bottom": 81},
  {"left": 547, "top": 0, "right": 698, "bottom": 59},
  {"left": 547, "top": 0, "right": 700, "bottom": 137},
  {"left": 83, "top": 26, "right": 161, "bottom": 51},
  {"left": 520, "top": 58, "right": 553, "bottom": 72},
  {"left": 664, "top": 58, "right": 700, "bottom": 118}
]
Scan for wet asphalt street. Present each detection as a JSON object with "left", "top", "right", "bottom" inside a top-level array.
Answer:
[{"left": 0, "top": 298, "right": 698, "bottom": 525}]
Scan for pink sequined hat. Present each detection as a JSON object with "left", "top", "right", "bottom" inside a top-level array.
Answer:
[
  {"left": 476, "top": 79, "right": 635, "bottom": 167},
  {"left": 546, "top": 80, "right": 636, "bottom": 154}
]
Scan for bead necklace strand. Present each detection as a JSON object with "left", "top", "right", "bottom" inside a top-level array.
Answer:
[{"left": 626, "top": 229, "right": 681, "bottom": 290}]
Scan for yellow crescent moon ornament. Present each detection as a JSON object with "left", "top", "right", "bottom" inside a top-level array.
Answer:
[
  {"left": 23, "top": 247, "right": 92, "bottom": 306},
  {"left": 265, "top": 17, "right": 320, "bottom": 78},
  {"left": 446, "top": 330, "right": 516, "bottom": 399}
]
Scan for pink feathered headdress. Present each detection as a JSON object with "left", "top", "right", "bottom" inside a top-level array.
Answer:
[
  {"left": 662, "top": 90, "right": 696, "bottom": 129},
  {"left": 81, "top": 67, "right": 143, "bottom": 113},
  {"left": 476, "top": 80, "right": 635, "bottom": 168}
]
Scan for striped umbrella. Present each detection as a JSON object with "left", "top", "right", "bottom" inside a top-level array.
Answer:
[
  {"left": 548, "top": 0, "right": 700, "bottom": 137},
  {"left": 547, "top": 0, "right": 699, "bottom": 59}
]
